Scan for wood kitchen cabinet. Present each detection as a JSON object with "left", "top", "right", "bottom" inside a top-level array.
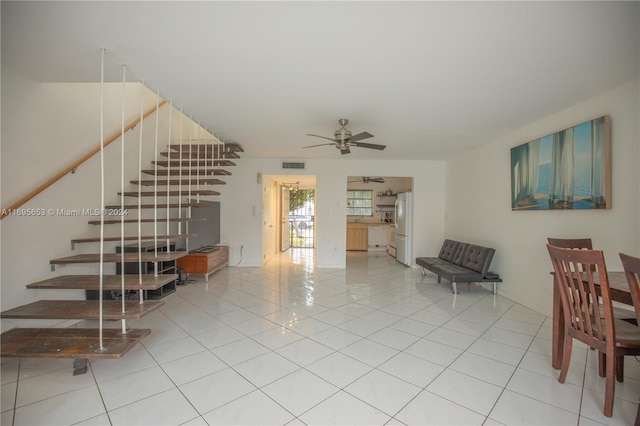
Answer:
[{"left": 346, "top": 224, "right": 368, "bottom": 251}]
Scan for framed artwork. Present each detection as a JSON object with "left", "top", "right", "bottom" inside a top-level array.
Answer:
[{"left": 511, "top": 115, "right": 611, "bottom": 210}]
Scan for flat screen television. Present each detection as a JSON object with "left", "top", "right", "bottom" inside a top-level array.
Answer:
[{"left": 186, "top": 200, "right": 220, "bottom": 252}]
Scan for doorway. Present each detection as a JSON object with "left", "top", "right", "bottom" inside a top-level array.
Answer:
[{"left": 288, "top": 187, "right": 315, "bottom": 248}]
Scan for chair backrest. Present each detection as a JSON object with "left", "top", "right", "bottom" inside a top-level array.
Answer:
[
  {"left": 547, "top": 238, "right": 593, "bottom": 249},
  {"left": 547, "top": 244, "right": 613, "bottom": 351},
  {"left": 548, "top": 238, "right": 595, "bottom": 271},
  {"left": 620, "top": 252, "right": 640, "bottom": 325}
]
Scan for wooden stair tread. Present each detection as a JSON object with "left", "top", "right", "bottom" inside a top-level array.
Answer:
[
  {"left": 88, "top": 217, "right": 206, "bottom": 224},
  {"left": 0, "top": 328, "right": 150, "bottom": 359},
  {"left": 153, "top": 160, "right": 236, "bottom": 167},
  {"left": 170, "top": 143, "right": 244, "bottom": 153},
  {"left": 119, "top": 190, "right": 221, "bottom": 197},
  {"left": 1, "top": 300, "right": 163, "bottom": 320},
  {"left": 130, "top": 178, "right": 226, "bottom": 186},
  {"left": 71, "top": 234, "right": 196, "bottom": 244},
  {"left": 26, "top": 274, "right": 178, "bottom": 291},
  {"left": 161, "top": 151, "right": 240, "bottom": 159},
  {"left": 141, "top": 169, "right": 231, "bottom": 176},
  {"left": 50, "top": 252, "right": 187, "bottom": 265},
  {"left": 104, "top": 203, "right": 205, "bottom": 209}
]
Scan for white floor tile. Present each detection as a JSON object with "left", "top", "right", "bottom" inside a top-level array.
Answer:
[
  {"left": 506, "top": 368, "right": 583, "bottom": 414},
  {"left": 98, "top": 365, "right": 174, "bottom": 410},
  {"left": 344, "top": 369, "right": 422, "bottom": 416},
  {"left": 404, "top": 337, "right": 464, "bottom": 367},
  {"left": 426, "top": 369, "right": 503, "bottom": 415},
  {"left": 340, "top": 338, "right": 399, "bottom": 367},
  {"left": 108, "top": 388, "right": 199, "bottom": 426},
  {"left": 377, "top": 352, "right": 445, "bottom": 388},
  {"left": 209, "top": 337, "right": 271, "bottom": 366},
  {"left": 449, "top": 351, "right": 516, "bottom": 387},
  {"left": 15, "top": 367, "right": 96, "bottom": 407},
  {"left": 261, "top": 369, "right": 339, "bottom": 416},
  {"left": 299, "top": 390, "right": 391, "bottom": 425},
  {"left": 202, "top": 390, "right": 295, "bottom": 425},
  {"left": 179, "top": 367, "right": 256, "bottom": 414},
  {"left": 395, "top": 390, "right": 487, "bottom": 425},
  {"left": 160, "top": 350, "right": 227, "bottom": 386},
  {"left": 276, "top": 338, "right": 335, "bottom": 366},
  {"left": 309, "top": 327, "right": 363, "bottom": 350},
  {"left": 234, "top": 351, "right": 300, "bottom": 387},
  {"left": 13, "top": 385, "right": 105, "bottom": 426},
  {"left": 305, "top": 352, "right": 373, "bottom": 388},
  {"left": 144, "top": 335, "right": 206, "bottom": 364},
  {"left": 489, "top": 389, "right": 578, "bottom": 425}
]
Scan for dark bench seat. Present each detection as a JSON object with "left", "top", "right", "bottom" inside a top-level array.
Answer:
[{"left": 416, "top": 239, "right": 501, "bottom": 294}]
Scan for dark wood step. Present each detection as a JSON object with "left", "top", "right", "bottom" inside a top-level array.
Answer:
[
  {"left": 170, "top": 143, "right": 244, "bottom": 153},
  {"left": 153, "top": 160, "right": 236, "bottom": 167},
  {"left": 88, "top": 217, "right": 205, "bottom": 224},
  {"left": 104, "top": 203, "right": 204, "bottom": 209},
  {"left": 26, "top": 274, "right": 177, "bottom": 291},
  {"left": 119, "top": 190, "right": 221, "bottom": 197},
  {"left": 0, "top": 328, "right": 150, "bottom": 359},
  {"left": 71, "top": 234, "right": 196, "bottom": 247},
  {"left": 50, "top": 252, "right": 187, "bottom": 266},
  {"left": 141, "top": 169, "right": 231, "bottom": 176},
  {"left": 161, "top": 151, "right": 240, "bottom": 159},
  {"left": 1, "top": 300, "right": 163, "bottom": 320},
  {"left": 130, "top": 178, "right": 226, "bottom": 186}
]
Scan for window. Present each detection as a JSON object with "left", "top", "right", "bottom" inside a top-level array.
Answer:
[{"left": 346, "top": 190, "right": 373, "bottom": 216}]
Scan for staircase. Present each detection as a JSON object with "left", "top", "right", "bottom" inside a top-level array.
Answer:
[{"left": 0, "top": 139, "right": 242, "bottom": 373}]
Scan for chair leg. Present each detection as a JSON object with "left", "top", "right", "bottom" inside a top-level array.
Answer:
[
  {"left": 616, "top": 356, "right": 624, "bottom": 383},
  {"left": 599, "top": 352, "right": 605, "bottom": 377},
  {"left": 604, "top": 351, "right": 616, "bottom": 417},
  {"left": 559, "top": 333, "right": 572, "bottom": 384}
]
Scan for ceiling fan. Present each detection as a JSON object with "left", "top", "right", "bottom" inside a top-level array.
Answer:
[
  {"left": 304, "top": 119, "right": 386, "bottom": 155},
  {"left": 348, "top": 177, "right": 385, "bottom": 184}
]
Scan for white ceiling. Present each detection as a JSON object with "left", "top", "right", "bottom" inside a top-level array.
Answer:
[{"left": 2, "top": 1, "right": 638, "bottom": 161}]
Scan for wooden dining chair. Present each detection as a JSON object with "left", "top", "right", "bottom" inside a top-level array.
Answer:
[
  {"left": 547, "top": 245, "right": 640, "bottom": 417},
  {"left": 547, "top": 237, "right": 593, "bottom": 250},
  {"left": 619, "top": 252, "right": 640, "bottom": 425},
  {"left": 548, "top": 237, "right": 636, "bottom": 323}
]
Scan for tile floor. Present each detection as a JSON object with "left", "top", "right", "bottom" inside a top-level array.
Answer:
[{"left": 2, "top": 250, "right": 640, "bottom": 425}]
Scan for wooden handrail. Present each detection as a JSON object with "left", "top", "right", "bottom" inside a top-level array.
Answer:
[{"left": 1, "top": 100, "right": 167, "bottom": 220}]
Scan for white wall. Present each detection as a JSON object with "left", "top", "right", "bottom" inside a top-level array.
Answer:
[
  {"left": 220, "top": 158, "right": 446, "bottom": 268},
  {"left": 445, "top": 79, "right": 640, "bottom": 317},
  {"left": 0, "top": 66, "right": 212, "bottom": 329}
]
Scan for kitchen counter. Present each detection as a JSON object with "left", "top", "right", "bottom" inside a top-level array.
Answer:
[{"left": 346, "top": 223, "right": 392, "bottom": 251}]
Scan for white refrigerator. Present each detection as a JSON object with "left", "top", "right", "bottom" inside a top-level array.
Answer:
[{"left": 395, "top": 192, "right": 413, "bottom": 266}]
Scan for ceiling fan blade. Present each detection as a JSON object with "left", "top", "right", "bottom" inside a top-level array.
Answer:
[
  {"left": 306, "top": 134, "right": 337, "bottom": 142},
  {"left": 302, "top": 143, "right": 336, "bottom": 148},
  {"left": 349, "top": 132, "right": 374, "bottom": 142},
  {"left": 351, "top": 141, "right": 386, "bottom": 150}
]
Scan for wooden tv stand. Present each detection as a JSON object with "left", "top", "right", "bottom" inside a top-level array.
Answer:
[{"left": 176, "top": 246, "right": 228, "bottom": 282}]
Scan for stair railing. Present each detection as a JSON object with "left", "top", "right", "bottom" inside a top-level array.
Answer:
[{"left": 0, "top": 99, "right": 166, "bottom": 221}]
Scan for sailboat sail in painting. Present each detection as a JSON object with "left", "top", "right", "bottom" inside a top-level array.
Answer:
[{"left": 511, "top": 116, "right": 611, "bottom": 210}]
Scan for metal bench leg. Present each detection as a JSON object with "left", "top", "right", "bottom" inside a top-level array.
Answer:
[
  {"left": 420, "top": 267, "right": 426, "bottom": 276},
  {"left": 493, "top": 282, "right": 497, "bottom": 295},
  {"left": 437, "top": 276, "right": 441, "bottom": 283},
  {"left": 452, "top": 282, "right": 458, "bottom": 294}
]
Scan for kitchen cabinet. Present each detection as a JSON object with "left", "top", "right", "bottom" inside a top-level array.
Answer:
[{"left": 346, "top": 224, "right": 368, "bottom": 251}]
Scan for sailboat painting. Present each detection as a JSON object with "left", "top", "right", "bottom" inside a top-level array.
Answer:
[{"left": 511, "top": 116, "right": 611, "bottom": 210}]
